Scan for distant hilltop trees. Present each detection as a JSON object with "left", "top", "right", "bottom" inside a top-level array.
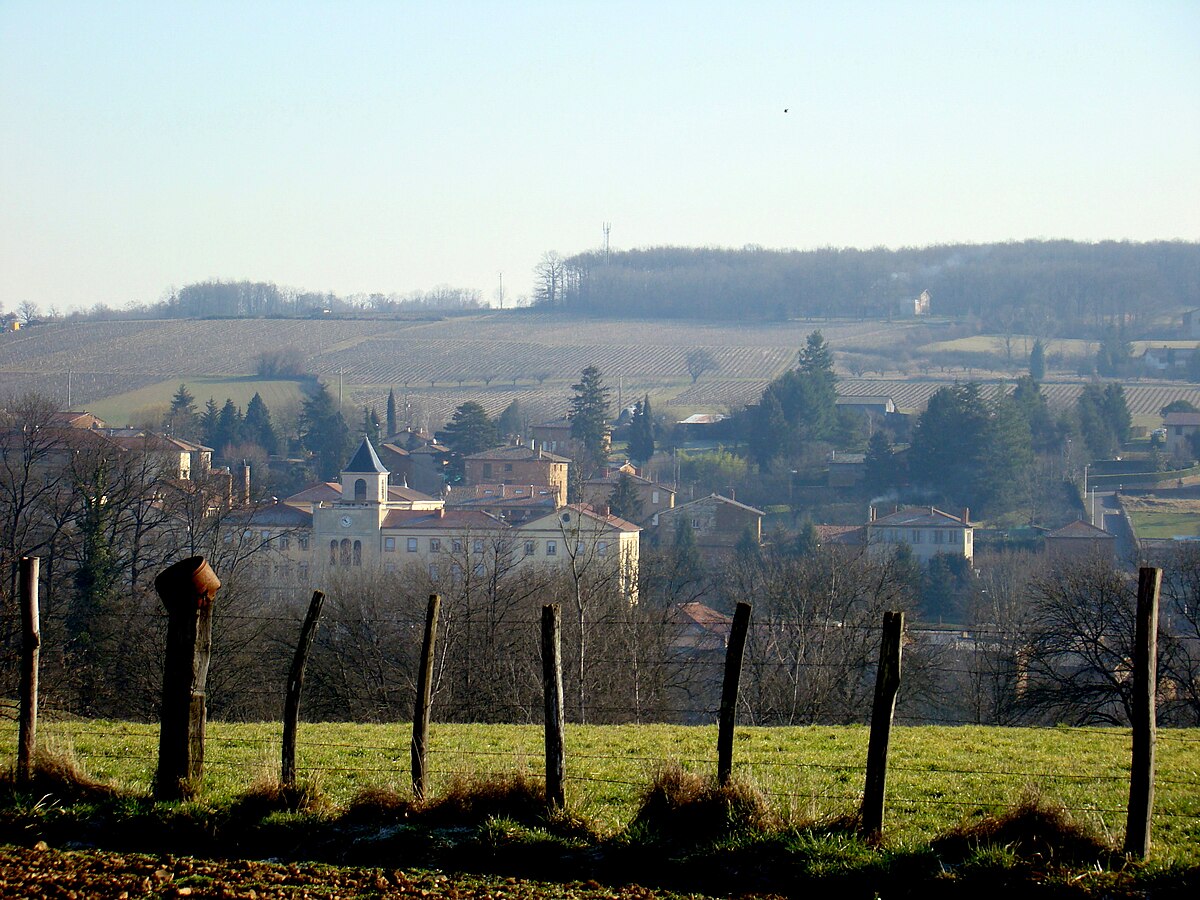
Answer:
[
  {"left": 158, "top": 281, "right": 485, "bottom": 318},
  {"left": 536, "top": 240, "right": 1200, "bottom": 333}
]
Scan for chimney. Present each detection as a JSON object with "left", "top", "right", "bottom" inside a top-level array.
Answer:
[
  {"left": 869, "top": 505, "right": 877, "bottom": 522},
  {"left": 437, "top": 507, "right": 445, "bottom": 518},
  {"left": 242, "top": 462, "right": 251, "bottom": 506},
  {"left": 596, "top": 503, "right": 610, "bottom": 517},
  {"left": 962, "top": 507, "right": 970, "bottom": 525}
]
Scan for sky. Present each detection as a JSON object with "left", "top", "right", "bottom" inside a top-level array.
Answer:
[{"left": 2, "top": 1, "right": 1198, "bottom": 313}]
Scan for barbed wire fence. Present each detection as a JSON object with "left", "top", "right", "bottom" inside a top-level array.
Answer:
[{"left": 4, "top": 558, "right": 1199, "bottom": 855}]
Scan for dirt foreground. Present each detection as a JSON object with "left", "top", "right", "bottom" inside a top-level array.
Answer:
[{"left": 0, "top": 843, "right": 688, "bottom": 900}]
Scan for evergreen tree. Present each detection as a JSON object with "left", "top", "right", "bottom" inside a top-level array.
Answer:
[
  {"left": 1011, "top": 375, "right": 1056, "bottom": 452},
  {"left": 200, "top": 397, "right": 220, "bottom": 447},
  {"left": 1102, "top": 383, "right": 1131, "bottom": 446},
  {"left": 734, "top": 524, "right": 762, "bottom": 566},
  {"left": 607, "top": 472, "right": 644, "bottom": 522},
  {"left": 496, "top": 399, "right": 524, "bottom": 439},
  {"left": 1096, "top": 326, "right": 1132, "bottom": 377},
  {"left": 978, "top": 392, "right": 1034, "bottom": 512},
  {"left": 628, "top": 395, "right": 655, "bottom": 463},
  {"left": 300, "top": 382, "right": 353, "bottom": 480},
  {"left": 863, "top": 430, "right": 896, "bottom": 495},
  {"left": 789, "top": 521, "right": 820, "bottom": 557},
  {"left": 362, "top": 406, "right": 382, "bottom": 446},
  {"left": 749, "top": 391, "right": 790, "bottom": 469},
  {"left": 672, "top": 515, "right": 703, "bottom": 583},
  {"left": 386, "top": 388, "right": 397, "bottom": 437},
  {"left": 569, "top": 365, "right": 612, "bottom": 469},
  {"left": 437, "top": 401, "right": 498, "bottom": 457},
  {"left": 213, "top": 399, "right": 244, "bottom": 455},
  {"left": 743, "top": 330, "right": 838, "bottom": 467},
  {"left": 1029, "top": 339, "right": 1046, "bottom": 381},
  {"left": 166, "top": 383, "right": 197, "bottom": 435},
  {"left": 243, "top": 392, "right": 278, "bottom": 454}
]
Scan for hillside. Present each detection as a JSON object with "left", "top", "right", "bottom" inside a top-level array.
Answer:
[{"left": 6, "top": 313, "right": 1200, "bottom": 432}]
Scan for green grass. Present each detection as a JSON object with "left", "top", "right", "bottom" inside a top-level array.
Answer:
[
  {"left": 1127, "top": 511, "right": 1200, "bottom": 539},
  {"left": 87, "top": 376, "right": 307, "bottom": 427},
  {"left": 3, "top": 720, "right": 1197, "bottom": 865}
]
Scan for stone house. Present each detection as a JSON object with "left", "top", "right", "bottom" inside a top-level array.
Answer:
[
  {"left": 654, "top": 494, "right": 765, "bottom": 556},
  {"left": 463, "top": 443, "right": 570, "bottom": 506},
  {"left": 865, "top": 506, "right": 973, "bottom": 563}
]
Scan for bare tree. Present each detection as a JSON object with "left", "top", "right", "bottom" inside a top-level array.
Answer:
[{"left": 685, "top": 348, "right": 720, "bottom": 383}]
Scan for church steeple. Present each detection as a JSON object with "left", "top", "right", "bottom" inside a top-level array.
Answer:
[{"left": 341, "top": 436, "right": 389, "bottom": 503}]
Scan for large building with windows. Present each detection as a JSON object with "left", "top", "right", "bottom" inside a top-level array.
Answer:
[{"left": 242, "top": 438, "right": 639, "bottom": 591}]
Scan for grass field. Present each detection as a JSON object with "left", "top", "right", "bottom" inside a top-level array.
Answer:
[
  {"left": 3, "top": 720, "right": 1197, "bottom": 864},
  {"left": 1121, "top": 497, "right": 1200, "bottom": 539},
  {"left": 86, "top": 376, "right": 308, "bottom": 428}
]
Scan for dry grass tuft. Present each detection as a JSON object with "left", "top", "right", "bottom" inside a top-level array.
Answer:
[
  {"left": 417, "top": 772, "right": 547, "bottom": 827},
  {"left": 630, "top": 763, "right": 776, "bottom": 844},
  {"left": 342, "top": 786, "right": 414, "bottom": 824},
  {"left": 1, "top": 748, "right": 119, "bottom": 805},
  {"left": 932, "top": 795, "right": 1116, "bottom": 867},
  {"left": 228, "top": 777, "right": 330, "bottom": 820}
]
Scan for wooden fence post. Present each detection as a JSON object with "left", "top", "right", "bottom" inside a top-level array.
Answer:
[
  {"left": 153, "top": 556, "right": 220, "bottom": 801},
  {"left": 861, "top": 610, "right": 904, "bottom": 842},
  {"left": 282, "top": 589, "right": 326, "bottom": 788},
  {"left": 17, "top": 557, "right": 40, "bottom": 786},
  {"left": 411, "top": 593, "right": 440, "bottom": 801},
  {"left": 1124, "top": 566, "right": 1161, "bottom": 858},
  {"left": 542, "top": 604, "right": 565, "bottom": 810},
  {"left": 717, "top": 601, "right": 752, "bottom": 787}
]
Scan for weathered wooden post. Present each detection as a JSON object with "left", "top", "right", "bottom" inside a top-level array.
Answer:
[
  {"left": 282, "top": 589, "right": 326, "bottom": 788},
  {"left": 17, "top": 557, "right": 40, "bottom": 786},
  {"left": 410, "top": 593, "right": 440, "bottom": 801},
  {"left": 153, "top": 556, "right": 220, "bottom": 801},
  {"left": 542, "top": 603, "right": 565, "bottom": 810},
  {"left": 717, "top": 601, "right": 752, "bottom": 787},
  {"left": 861, "top": 610, "right": 904, "bottom": 842},
  {"left": 1124, "top": 566, "right": 1161, "bottom": 858}
]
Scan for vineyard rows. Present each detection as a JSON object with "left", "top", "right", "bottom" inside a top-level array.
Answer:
[{"left": 837, "top": 379, "right": 1200, "bottom": 416}]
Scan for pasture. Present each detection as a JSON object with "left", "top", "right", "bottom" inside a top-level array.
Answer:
[
  {"left": 3, "top": 719, "right": 1198, "bottom": 864},
  {"left": 1121, "top": 497, "right": 1200, "bottom": 540}
]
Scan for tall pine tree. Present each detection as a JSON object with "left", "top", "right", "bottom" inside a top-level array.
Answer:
[
  {"left": 569, "top": 365, "right": 612, "bottom": 471},
  {"left": 386, "top": 388, "right": 397, "bottom": 437},
  {"left": 628, "top": 395, "right": 655, "bottom": 464}
]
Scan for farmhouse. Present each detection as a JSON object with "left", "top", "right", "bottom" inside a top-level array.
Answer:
[
  {"left": 865, "top": 506, "right": 973, "bottom": 563},
  {"left": 1044, "top": 519, "right": 1115, "bottom": 562},
  {"left": 1163, "top": 411, "right": 1200, "bottom": 456},
  {"left": 580, "top": 465, "right": 675, "bottom": 526},
  {"left": 463, "top": 443, "right": 570, "bottom": 507},
  {"left": 654, "top": 494, "right": 764, "bottom": 557}
]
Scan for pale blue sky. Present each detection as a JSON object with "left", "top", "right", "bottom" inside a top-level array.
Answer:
[{"left": 2, "top": 1, "right": 1198, "bottom": 312}]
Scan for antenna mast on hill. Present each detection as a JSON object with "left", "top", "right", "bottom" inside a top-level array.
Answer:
[
  {"left": 602, "top": 222, "right": 611, "bottom": 263},
  {"left": 498, "top": 272, "right": 504, "bottom": 309}
]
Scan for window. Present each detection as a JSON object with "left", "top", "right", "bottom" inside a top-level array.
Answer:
[
  {"left": 354, "top": 478, "right": 367, "bottom": 501},
  {"left": 279, "top": 535, "right": 290, "bottom": 551},
  {"left": 576, "top": 541, "right": 585, "bottom": 554},
  {"left": 340, "top": 539, "right": 352, "bottom": 566},
  {"left": 473, "top": 539, "right": 483, "bottom": 553},
  {"left": 912, "top": 530, "right": 921, "bottom": 544},
  {"left": 651, "top": 491, "right": 659, "bottom": 504},
  {"left": 384, "top": 537, "right": 396, "bottom": 552},
  {"left": 261, "top": 530, "right": 270, "bottom": 540},
  {"left": 474, "top": 563, "right": 485, "bottom": 577},
  {"left": 452, "top": 538, "right": 463, "bottom": 552},
  {"left": 298, "top": 562, "right": 308, "bottom": 580},
  {"left": 652, "top": 513, "right": 659, "bottom": 526},
  {"left": 385, "top": 562, "right": 396, "bottom": 573},
  {"left": 429, "top": 564, "right": 439, "bottom": 581},
  {"left": 299, "top": 534, "right": 309, "bottom": 551},
  {"left": 483, "top": 463, "right": 493, "bottom": 478},
  {"left": 407, "top": 537, "right": 418, "bottom": 552},
  {"left": 430, "top": 538, "right": 441, "bottom": 553},
  {"left": 546, "top": 540, "right": 557, "bottom": 556},
  {"left": 450, "top": 563, "right": 462, "bottom": 579},
  {"left": 524, "top": 540, "right": 535, "bottom": 556},
  {"left": 329, "top": 540, "right": 338, "bottom": 565},
  {"left": 934, "top": 530, "right": 944, "bottom": 544},
  {"left": 692, "top": 518, "right": 701, "bottom": 528},
  {"left": 504, "top": 463, "right": 512, "bottom": 473},
  {"left": 597, "top": 541, "right": 608, "bottom": 556}
]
